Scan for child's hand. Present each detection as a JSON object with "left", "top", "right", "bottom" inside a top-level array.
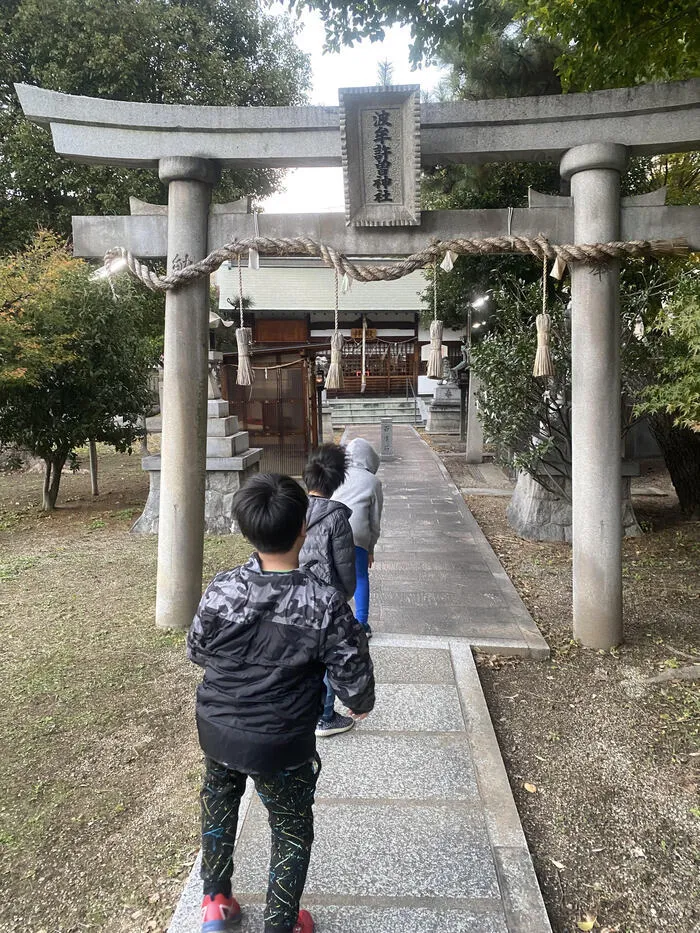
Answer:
[
  {"left": 368, "top": 553, "right": 374, "bottom": 569},
  {"left": 348, "top": 711, "right": 369, "bottom": 721}
]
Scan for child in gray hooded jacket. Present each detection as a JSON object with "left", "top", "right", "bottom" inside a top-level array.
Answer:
[{"left": 332, "top": 437, "right": 383, "bottom": 637}]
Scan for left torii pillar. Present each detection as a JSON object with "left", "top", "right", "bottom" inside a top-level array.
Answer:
[{"left": 156, "top": 157, "right": 220, "bottom": 629}]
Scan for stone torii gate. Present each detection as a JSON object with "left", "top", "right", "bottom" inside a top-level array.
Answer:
[{"left": 15, "top": 80, "right": 700, "bottom": 648}]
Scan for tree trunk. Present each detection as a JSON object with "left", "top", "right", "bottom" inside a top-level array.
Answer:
[
  {"left": 41, "top": 453, "right": 67, "bottom": 510},
  {"left": 42, "top": 460, "right": 53, "bottom": 511},
  {"left": 88, "top": 439, "right": 99, "bottom": 496},
  {"left": 649, "top": 413, "right": 700, "bottom": 516}
]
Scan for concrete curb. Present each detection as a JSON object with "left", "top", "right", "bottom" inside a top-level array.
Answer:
[{"left": 450, "top": 642, "right": 552, "bottom": 933}]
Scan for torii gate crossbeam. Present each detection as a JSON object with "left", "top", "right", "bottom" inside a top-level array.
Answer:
[{"left": 15, "top": 80, "right": 700, "bottom": 648}]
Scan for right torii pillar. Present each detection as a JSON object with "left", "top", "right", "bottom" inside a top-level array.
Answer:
[{"left": 562, "top": 143, "right": 627, "bottom": 649}]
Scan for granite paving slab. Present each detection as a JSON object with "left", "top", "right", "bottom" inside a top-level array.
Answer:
[
  {"left": 352, "top": 683, "right": 465, "bottom": 732},
  {"left": 315, "top": 733, "right": 479, "bottom": 801},
  {"left": 234, "top": 801, "right": 499, "bottom": 899},
  {"left": 370, "top": 646, "right": 455, "bottom": 683}
]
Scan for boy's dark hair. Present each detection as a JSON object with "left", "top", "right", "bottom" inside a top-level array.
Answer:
[
  {"left": 233, "top": 473, "right": 308, "bottom": 553},
  {"left": 303, "top": 444, "right": 348, "bottom": 498}
]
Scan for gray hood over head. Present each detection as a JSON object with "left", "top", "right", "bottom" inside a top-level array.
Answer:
[
  {"left": 332, "top": 437, "right": 383, "bottom": 554},
  {"left": 346, "top": 437, "right": 380, "bottom": 475}
]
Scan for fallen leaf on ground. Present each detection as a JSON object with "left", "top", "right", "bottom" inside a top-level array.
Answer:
[
  {"left": 524, "top": 782, "right": 538, "bottom": 793},
  {"left": 576, "top": 920, "right": 596, "bottom": 932},
  {"left": 551, "top": 858, "right": 567, "bottom": 870}
]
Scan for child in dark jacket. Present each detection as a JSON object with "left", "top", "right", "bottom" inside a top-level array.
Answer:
[
  {"left": 299, "top": 444, "right": 358, "bottom": 738},
  {"left": 188, "top": 473, "right": 374, "bottom": 933}
]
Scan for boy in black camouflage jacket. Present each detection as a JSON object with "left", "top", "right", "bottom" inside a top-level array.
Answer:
[{"left": 187, "top": 473, "right": 374, "bottom": 933}]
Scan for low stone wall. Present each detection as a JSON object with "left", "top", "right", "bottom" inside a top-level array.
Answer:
[{"left": 506, "top": 471, "right": 642, "bottom": 542}]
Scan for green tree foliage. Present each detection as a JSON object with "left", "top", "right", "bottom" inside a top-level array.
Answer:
[
  {"left": 636, "top": 271, "right": 700, "bottom": 433},
  {"left": 377, "top": 59, "right": 394, "bottom": 86},
  {"left": 419, "top": 13, "right": 563, "bottom": 328},
  {"left": 289, "top": 0, "right": 525, "bottom": 68},
  {"left": 469, "top": 278, "right": 572, "bottom": 495},
  {"left": 514, "top": 0, "right": 700, "bottom": 91},
  {"left": 472, "top": 267, "right": 700, "bottom": 514},
  {"left": 0, "top": 0, "right": 311, "bottom": 252},
  {"left": 0, "top": 232, "right": 162, "bottom": 508},
  {"left": 293, "top": 0, "right": 699, "bottom": 89}
]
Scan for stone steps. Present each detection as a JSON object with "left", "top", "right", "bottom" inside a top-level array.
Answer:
[{"left": 329, "top": 398, "right": 424, "bottom": 427}]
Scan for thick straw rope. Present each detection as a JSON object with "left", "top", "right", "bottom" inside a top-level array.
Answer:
[
  {"left": 325, "top": 269, "right": 344, "bottom": 391},
  {"left": 427, "top": 261, "right": 443, "bottom": 379},
  {"left": 235, "top": 254, "right": 254, "bottom": 386},
  {"left": 533, "top": 254, "right": 555, "bottom": 379},
  {"left": 102, "top": 235, "right": 688, "bottom": 294}
]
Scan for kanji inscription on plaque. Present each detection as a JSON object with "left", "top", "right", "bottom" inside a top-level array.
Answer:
[{"left": 339, "top": 85, "right": 421, "bottom": 227}]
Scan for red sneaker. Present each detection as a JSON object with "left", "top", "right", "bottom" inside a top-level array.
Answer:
[
  {"left": 293, "top": 909, "right": 315, "bottom": 933},
  {"left": 201, "top": 893, "right": 242, "bottom": 932}
]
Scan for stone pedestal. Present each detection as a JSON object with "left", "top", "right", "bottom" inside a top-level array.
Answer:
[
  {"left": 425, "top": 384, "right": 461, "bottom": 434},
  {"left": 465, "top": 374, "right": 484, "bottom": 464},
  {"left": 507, "top": 469, "right": 642, "bottom": 543},
  {"left": 133, "top": 396, "right": 262, "bottom": 535}
]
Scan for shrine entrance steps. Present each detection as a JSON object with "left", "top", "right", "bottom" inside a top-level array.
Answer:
[
  {"left": 328, "top": 397, "right": 425, "bottom": 428},
  {"left": 168, "top": 425, "right": 551, "bottom": 933}
]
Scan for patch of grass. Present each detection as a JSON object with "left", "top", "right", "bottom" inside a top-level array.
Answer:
[
  {"left": 0, "top": 554, "right": 40, "bottom": 579},
  {"left": 0, "top": 448, "right": 234, "bottom": 931},
  {"left": 111, "top": 507, "right": 140, "bottom": 520}
]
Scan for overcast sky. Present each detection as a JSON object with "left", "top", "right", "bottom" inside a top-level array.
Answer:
[{"left": 260, "top": 6, "right": 447, "bottom": 214}]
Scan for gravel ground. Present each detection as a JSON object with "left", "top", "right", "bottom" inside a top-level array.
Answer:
[{"left": 430, "top": 440, "right": 700, "bottom": 933}]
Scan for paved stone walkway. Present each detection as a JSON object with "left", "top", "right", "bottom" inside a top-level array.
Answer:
[
  {"left": 355, "top": 426, "right": 546, "bottom": 656},
  {"left": 169, "top": 426, "right": 551, "bottom": 933}
]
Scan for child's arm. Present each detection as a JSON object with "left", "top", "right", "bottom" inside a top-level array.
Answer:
[
  {"left": 186, "top": 579, "right": 222, "bottom": 667},
  {"left": 320, "top": 596, "right": 375, "bottom": 715},
  {"left": 368, "top": 479, "right": 384, "bottom": 558},
  {"left": 331, "top": 513, "right": 357, "bottom": 600}
]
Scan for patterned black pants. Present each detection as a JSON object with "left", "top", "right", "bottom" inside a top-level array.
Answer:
[{"left": 200, "top": 755, "right": 321, "bottom": 933}]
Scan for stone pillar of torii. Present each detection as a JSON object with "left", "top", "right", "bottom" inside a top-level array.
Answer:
[{"left": 15, "top": 80, "right": 700, "bottom": 648}]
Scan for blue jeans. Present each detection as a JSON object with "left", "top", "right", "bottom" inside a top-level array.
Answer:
[
  {"left": 354, "top": 546, "right": 370, "bottom": 625},
  {"left": 321, "top": 546, "right": 371, "bottom": 722}
]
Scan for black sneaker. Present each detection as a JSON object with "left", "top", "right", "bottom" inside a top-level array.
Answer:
[{"left": 315, "top": 713, "right": 355, "bottom": 737}]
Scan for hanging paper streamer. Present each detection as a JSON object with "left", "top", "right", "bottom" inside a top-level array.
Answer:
[
  {"left": 427, "top": 261, "right": 444, "bottom": 379},
  {"left": 235, "top": 254, "right": 255, "bottom": 386},
  {"left": 550, "top": 255, "right": 567, "bottom": 280},
  {"left": 324, "top": 270, "right": 344, "bottom": 391},
  {"left": 440, "top": 250, "right": 457, "bottom": 273},
  {"left": 533, "top": 255, "right": 555, "bottom": 379},
  {"left": 342, "top": 273, "right": 352, "bottom": 293}
]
